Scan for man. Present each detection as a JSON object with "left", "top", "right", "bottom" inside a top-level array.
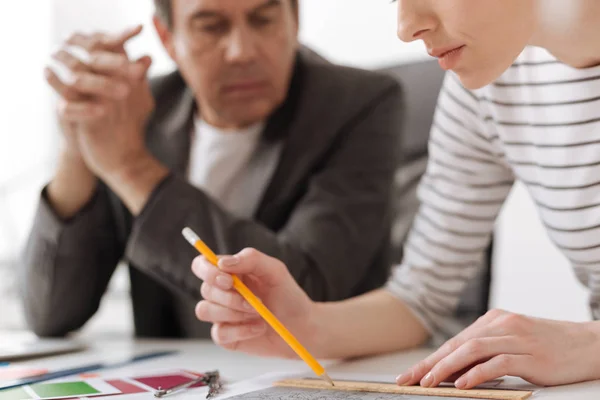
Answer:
[{"left": 21, "top": 0, "right": 404, "bottom": 338}]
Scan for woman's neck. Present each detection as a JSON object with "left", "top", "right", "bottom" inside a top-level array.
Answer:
[{"left": 530, "top": 0, "right": 600, "bottom": 68}]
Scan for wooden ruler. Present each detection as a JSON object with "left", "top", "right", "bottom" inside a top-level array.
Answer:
[{"left": 274, "top": 378, "right": 533, "bottom": 400}]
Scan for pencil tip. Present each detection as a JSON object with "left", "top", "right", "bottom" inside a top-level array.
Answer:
[{"left": 322, "top": 373, "right": 334, "bottom": 387}]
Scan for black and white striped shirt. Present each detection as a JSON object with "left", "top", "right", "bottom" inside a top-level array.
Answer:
[{"left": 387, "top": 46, "right": 600, "bottom": 337}]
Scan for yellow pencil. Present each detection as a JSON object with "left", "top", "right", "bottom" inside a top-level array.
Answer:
[{"left": 182, "top": 227, "right": 334, "bottom": 386}]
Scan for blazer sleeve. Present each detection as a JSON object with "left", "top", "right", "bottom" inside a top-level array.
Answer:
[
  {"left": 125, "top": 81, "right": 404, "bottom": 302},
  {"left": 19, "top": 184, "right": 123, "bottom": 337}
]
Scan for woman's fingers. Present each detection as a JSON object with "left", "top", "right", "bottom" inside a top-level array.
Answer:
[
  {"left": 195, "top": 301, "right": 260, "bottom": 324},
  {"left": 420, "top": 336, "right": 526, "bottom": 388},
  {"left": 218, "top": 248, "right": 288, "bottom": 287},
  {"left": 200, "top": 282, "right": 255, "bottom": 314},
  {"left": 192, "top": 256, "right": 234, "bottom": 290},
  {"left": 455, "top": 354, "right": 535, "bottom": 389},
  {"left": 211, "top": 321, "right": 267, "bottom": 347},
  {"left": 397, "top": 309, "right": 510, "bottom": 386}
]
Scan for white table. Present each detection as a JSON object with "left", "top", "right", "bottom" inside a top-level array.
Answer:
[{"left": 3, "top": 336, "right": 600, "bottom": 399}]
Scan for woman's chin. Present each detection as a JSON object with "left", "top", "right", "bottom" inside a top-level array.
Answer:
[
  {"left": 454, "top": 56, "right": 520, "bottom": 90},
  {"left": 453, "top": 66, "right": 504, "bottom": 91}
]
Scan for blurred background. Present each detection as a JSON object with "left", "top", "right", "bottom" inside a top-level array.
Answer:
[{"left": 0, "top": 0, "right": 590, "bottom": 337}]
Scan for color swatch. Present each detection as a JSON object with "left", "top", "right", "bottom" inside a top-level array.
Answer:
[
  {"left": 0, "top": 370, "right": 206, "bottom": 400},
  {"left": 30, "top": 382, "right": 99, "bottom": 398},
  {"left": 0, "top": 379, "right": 120, "bottom": 400},
  {"left": 133, "top": 373, "right": 206, "bottom": 390},
  {"left": 103, "top": 380, "right": 146, "bottom": 395}
]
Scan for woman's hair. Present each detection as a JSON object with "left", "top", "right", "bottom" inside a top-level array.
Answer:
[{"left": 154, "top": 0, "right": 299, "bottom": 29}]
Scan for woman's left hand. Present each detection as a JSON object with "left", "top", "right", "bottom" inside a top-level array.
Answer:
[{"left": 396, "top": 309, "right": 600, "bottom": 389}]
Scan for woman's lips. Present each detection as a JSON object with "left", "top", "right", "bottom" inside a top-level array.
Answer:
[{"left": 429, "top": 45, "right": 466, "bottom": 71}]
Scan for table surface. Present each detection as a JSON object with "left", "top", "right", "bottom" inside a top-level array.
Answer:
[{"left": 1, "top": 334, "right": 599, "bottom": 399}]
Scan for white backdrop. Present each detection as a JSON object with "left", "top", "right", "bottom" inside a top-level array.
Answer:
[
  {"left": 53, "top": 0, "right": 428, "bottom": 73},
  {"left": 0, "top": 0, "right": 590, "bottom": 334},
  {"left": 0, "top": 1, "right": 54, "bottom": 330}
]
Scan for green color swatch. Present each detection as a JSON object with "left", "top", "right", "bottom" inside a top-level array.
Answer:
[
  {"left": 0, "top": 387, "right": 32, "bottom": 400},
  {"left": 30, "top": 382, "right": 100, "bottom": 398}
]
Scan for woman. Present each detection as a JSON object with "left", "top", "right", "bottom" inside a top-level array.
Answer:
[{"left": 191, "top": 0, "right": 600, "bottom": 389}]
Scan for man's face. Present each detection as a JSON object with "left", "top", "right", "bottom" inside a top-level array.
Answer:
[
  {"left": 396, "top": 0, "right": 535, "bottom": 90},
  {"left": 157, "top": 0, "right": 299, "bottom": 128}
]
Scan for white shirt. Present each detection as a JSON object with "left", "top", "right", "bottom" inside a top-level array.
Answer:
[
  {"left": 386, "top": 46, "right": 600, "bottom": 339},
  {"left": 188, "top": 118, "right": 265, "bottom": 218}
]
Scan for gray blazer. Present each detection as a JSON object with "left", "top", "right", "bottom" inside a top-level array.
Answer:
[{"left": 21, "top": 50, "right": 404, "bottom": 338}]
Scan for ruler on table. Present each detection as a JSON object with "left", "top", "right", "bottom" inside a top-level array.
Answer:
[{"left": 274, "top": 378, "right": 533, "bottom": 400}]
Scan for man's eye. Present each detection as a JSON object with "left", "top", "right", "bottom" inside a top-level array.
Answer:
[
  {"left": 198, "top": 22, "right": 228, "bottom": 34},
  {"left": 250, "top": 15, "right": 274, "bottom": 28}
]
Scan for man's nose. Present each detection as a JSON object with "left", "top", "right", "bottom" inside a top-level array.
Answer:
[{"left": 225, "top": 26, "right": 258, "bottom": 64}]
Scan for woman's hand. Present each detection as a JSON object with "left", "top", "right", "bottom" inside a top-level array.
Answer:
[
  {"left": 191, "top": 248, "right": 319, "bottom": 358},
  {"left": 397, "top": 309, "right": 600, "bottom": 389}
]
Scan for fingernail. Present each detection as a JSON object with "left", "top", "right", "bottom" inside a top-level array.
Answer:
[
  {"left": 191, "top": 257, "right": 203, "bottom": 274},
  {"left": 455, "top": 377, "right": 467, "bottom": 389},
  {"left": 421, "top": 372, "right": 434, "bottom": 388},
  {"left": 396, "top": 371, "right": 412, "bottom": 386},
  {"left": 216, "top": 274, "right": 233, "bottom": 289},
  {"left": 219, "top": 255, "right": 239, "bottom": 269},
  {"left": 243, "top": 301, "right": 253, "bottom": 310}
]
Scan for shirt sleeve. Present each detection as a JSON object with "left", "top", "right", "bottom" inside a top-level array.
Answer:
[{"left": 386, "top": 73, "right": 515, "bottom": 343}]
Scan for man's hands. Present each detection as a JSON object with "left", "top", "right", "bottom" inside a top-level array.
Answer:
[
  {"left": 397, "top": 309, "right": 600, "bottom": 389},
  {"left": 46, "top": 26, "right": 168, "bottom": 216}
]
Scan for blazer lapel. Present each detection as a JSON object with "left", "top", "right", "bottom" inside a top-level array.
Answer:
[{"left": 255, "top": 51, "right": 342, "bottom": 226}]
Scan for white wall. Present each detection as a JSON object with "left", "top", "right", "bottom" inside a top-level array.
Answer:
[
  {"left": 0, "top": 1, "right": 55, "bottom": 330},
  {"left": 53, "top": 0, "right": 429, "bottom": 74},
  {"left": 299, "top": 1, "right": 428, "bottom": 68}
]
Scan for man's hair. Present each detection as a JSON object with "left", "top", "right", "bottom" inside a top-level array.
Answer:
[{"left": 154, "top": 0, "right": 299, "bottom": 29}]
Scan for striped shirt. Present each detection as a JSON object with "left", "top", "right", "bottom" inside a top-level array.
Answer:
[{"left": 387, "top": 46, "right": 600, "bottom": 339}]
